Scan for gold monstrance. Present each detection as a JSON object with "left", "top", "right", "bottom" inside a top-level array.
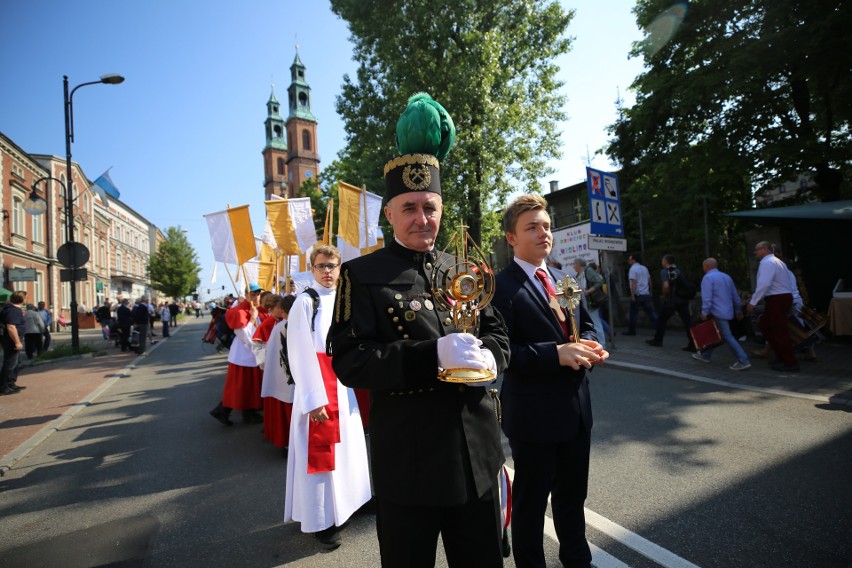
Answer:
[
  {"left": 554, "top": 275, "right": 582, "bottom": 342},
  {"left": 431, "top": 225, "right": 496, "bottom": 383}
]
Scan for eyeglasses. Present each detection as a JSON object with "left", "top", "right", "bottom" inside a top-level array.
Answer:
[{"left": 313, "top": 263, "right": 339, "bottom": 272}]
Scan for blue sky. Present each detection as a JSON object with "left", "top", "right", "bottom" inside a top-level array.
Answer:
[{"left": 0, "top": 1, "right": 644, "bottom": 299}]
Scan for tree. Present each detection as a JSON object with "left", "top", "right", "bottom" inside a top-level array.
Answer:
[
  {"left": 329, "top": 0, "right": 573, "bottom": 246},
  {"left": 608, "top": 0, "right": 851, "bottom": 208},
  {"left": 148, "top": 227, "right": 201, "bottom": 298}
]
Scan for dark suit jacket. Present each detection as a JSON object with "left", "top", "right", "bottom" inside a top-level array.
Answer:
[
  {"left": 493, "top": 261, "right": 596, "bottom": 444},
  {"left": 329, "top": 239, "right": 511, "bottom": 507}
]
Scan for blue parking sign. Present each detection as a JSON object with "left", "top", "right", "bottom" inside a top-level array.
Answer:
[{"left": 587, "top": 167, "right": 623, "bottom": 237}]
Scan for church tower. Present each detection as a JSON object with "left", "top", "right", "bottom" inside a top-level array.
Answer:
[
  {"left": 262, "top": 88, "right": 288, "bottom": 200},
  {"left": 284, "top": 51, "right": 320, "bottom": 197}
]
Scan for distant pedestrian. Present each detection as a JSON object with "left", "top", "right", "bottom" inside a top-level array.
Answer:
[
  {"left": 691, "top": 258, "right": 751, "bottom": 370},
  {"left": 96, "top": 301, "right": 113, "bottom": 340},
  {"left": 160, "top": 303, "right": 171, "bottom": 338},
  {"left": 37, "top": 301, "right": 52, "bottom": 351},
  {"left": 132, "top": 297, "right": 151, "bottom": 354},
  {"left": 24, "top": 304, "right": 46, "bottom": 359},
  {"left": 646, "top": 254, "right": 696, "bottom": 351},
  {"left": 625, "top": 253, "right": 657, "bottom": 335},
  {"left": 572, "top": 257, "right": 607, "bottom": 347},
  {"left": 169, "top": 302, "right": 179, "bottom": 327},
  {"left": 116, "top": 299, "right": 133, "bottom": 352},
  {"left": 1, "top": 291, "right": 28, "bottom": 395},
  {"left": 746, "top": 241, "right": 798, "bottom": 372}
]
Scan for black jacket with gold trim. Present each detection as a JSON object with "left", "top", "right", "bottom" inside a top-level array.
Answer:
[{"left": 328, "top": 238, "right": 510, "bottom": 507}]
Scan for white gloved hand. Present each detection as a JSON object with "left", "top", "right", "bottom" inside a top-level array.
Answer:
[
  {"left": 437, "top": 333, "right": 485, "bottom": 370},
  {"left": 462, "top": 348, "right": 499, "bottom": 387}
]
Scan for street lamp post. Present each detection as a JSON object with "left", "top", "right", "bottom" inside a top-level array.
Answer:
[{"left": 63, "top": 74, "right": 124, "bottom": 352}]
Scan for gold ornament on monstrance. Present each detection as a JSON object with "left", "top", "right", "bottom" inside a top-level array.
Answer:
[
  {"left": 554, "top": 275, "right": 582, "bottom": 342},
  {"left": 430, "top": 225, "right": 496, "bottom": 383}
]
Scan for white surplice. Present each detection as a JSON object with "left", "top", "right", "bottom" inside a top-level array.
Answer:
[
  {"left": 260, "top": 319, "right": 294, "bottom": 403},
  {"left": 283, "top": 283, "right": 371, "bottom": 533}
]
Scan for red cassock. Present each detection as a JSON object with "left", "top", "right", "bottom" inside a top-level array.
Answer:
[
  {"left": 221, "top": 301, "right": 262, "bottom": 410},
  {"left": 254, "top": 315, "right": 293, "bottom": 448}
]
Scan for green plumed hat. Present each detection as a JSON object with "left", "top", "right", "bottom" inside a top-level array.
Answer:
[{"left": 384, "top": 93, "right": 456, "bottom": 201}]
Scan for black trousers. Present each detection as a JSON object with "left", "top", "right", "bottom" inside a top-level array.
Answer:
[
  {"left": 25, "top": 333, "right": 44, "bottom": 358},
  {"left": 653, "top": 301, "right": 694, "bottom": 347},
  {"left": 375, "top": 483, "right": 503, "bottom": 568},
  {"left": 1, "top": 342, "right": 21, "bottom": 391},
  {"left": 509, "top": 434, "right": 592, "bottom": 568}
]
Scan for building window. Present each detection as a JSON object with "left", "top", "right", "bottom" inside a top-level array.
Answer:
[
  {"left": 116, "top": 252, "right": 122, "bottom": 273},
  {"left": 12, "top": 196, "right": 24, "bottom": 236},
  {"left": 62, "top": 282, "right": 70, "bottom": 310},
  {"left": 34, "top": 271, "right": 44, "bottom": 304},
  {"left": 302, "top": 130, "right": 312, "bottom": 151},
  {"left": 277, "top": 157, "right": 285, "bottom": 175},
  {"left": 32, "top": 213, "right": 44, "bottom": 243}
]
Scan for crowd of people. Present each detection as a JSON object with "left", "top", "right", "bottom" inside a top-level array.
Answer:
[
  {"left": 628, "top": 242, "right": 818, "bottom": 372},
  {"left": 3, "top": 92, "right": 820, "bottom": 568},
  {"left": 201, "top": 93, "right": 610, "bottom": 567}
]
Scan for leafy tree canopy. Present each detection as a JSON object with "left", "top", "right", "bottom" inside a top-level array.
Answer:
[
  {"left": 608, "top": 0, "right": 851, "bottom": 206},
  {"left": 329, "top": 0, "right": 573, "bottom": 246},
  {"left": 148, "top": 227, "right": 201, "bottom": 299}
]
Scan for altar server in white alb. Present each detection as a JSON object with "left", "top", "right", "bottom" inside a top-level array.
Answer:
[{"left": 284, "top": 244, "right": 371, "bottom": 550}]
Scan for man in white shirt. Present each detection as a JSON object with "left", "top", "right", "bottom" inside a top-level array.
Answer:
[
  {"left": 746, "top": 241, "right": 798, "bottom": 372},
  {"left": 625, "top": 254, "right": 657, "bottom": 335}
]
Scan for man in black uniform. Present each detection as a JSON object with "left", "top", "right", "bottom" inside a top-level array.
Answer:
[{"left": 329, "top": 94, "right": 511, "bottom": 568}]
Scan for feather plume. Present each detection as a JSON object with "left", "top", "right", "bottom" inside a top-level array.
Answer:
[{"left": 396, "top": 93, "right": 456, "bottom": 161}]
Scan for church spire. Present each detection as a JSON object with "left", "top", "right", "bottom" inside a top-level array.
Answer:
[
  {"left": 287, "top": 52, "right": 316, "bottom": 121},
  {"left": 264, "top": 85, "right": 287, "bottom": 151}
]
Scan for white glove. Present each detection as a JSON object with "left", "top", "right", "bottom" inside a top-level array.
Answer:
[
  {"left": 437, "top": 333, "right": 486, "bottom": 370},
  {"left": 460, "top": 348, "right": 499, "bottom": 387}
]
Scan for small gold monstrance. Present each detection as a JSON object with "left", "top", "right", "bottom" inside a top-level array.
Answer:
[
  {"left": 554, "top": 275, "right": 582, "bottom": 342},
  {"left": 431, "top": 225, "right": 496, "bottom": 383}
]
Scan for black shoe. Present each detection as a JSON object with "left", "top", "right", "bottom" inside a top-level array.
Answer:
[
  {"left": 1, "top": 388, "right": 20, "bottom": 395},
  {"left": 770, "top": 363, "right": 800, "bottom": 372},
  {"left": 623, "top": 331, "right": 636, "bottom": 336},
  {"left": 210, "top": 403, "right": 233, "bottom": 426},
  {"left": 682, "top": 345, "right": 697, "bottom": 353},
  {"left": 12, "top": 385, "right": 26, "bottom": 390},
  {"left": 645, "top": 339, "right": 662, "bottom": 347},
  {"left": 242, "top": 410, "right": 263, "bottom": 424},
  {"left": 315, "top": 526, "right": 341, "bottom": 550}
]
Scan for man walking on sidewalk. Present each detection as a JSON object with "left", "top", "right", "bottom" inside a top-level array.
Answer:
[
  {"left": 646, "top": 255, "right": 697, "bottom": 351},
  {"left": 747, "top": 241, "right": 798, "bottom": 372},
  {"left": 691, "top": 258, "right": 751, "bottom": 371},
  {"left": 625, "top": 254, "right": 656, "bottom": 335}
]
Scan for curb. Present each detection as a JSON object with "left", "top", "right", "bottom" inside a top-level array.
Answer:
[
  {"left": 0, "top": 324, "right": 183, "bottom": 477},
  {"left": 605, "top": 359, "right": 852, "bottom": 408}
]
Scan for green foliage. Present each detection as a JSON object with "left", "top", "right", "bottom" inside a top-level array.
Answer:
[
  {"left": 606, "top": 0, "right": 851, "bottom": 272},
  {"left": 329, "top": 0, "right": 573, "bottom": 247},
  {"left": 147, "top": 227, "right": 201, "bottom": 298},
  {"left": 607, "top": 0, "right": 852, "bottom": 208},
  {"left": 37, "top": 342, "right": 98, "bottom": 361}
]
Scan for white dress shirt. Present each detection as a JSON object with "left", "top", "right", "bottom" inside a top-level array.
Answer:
[{"left": 750, "top": 253, "right": 793, "bottom": 305}]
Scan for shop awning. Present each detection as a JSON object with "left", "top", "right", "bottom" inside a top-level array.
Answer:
[{"left": 727, "top": 200, "right": 852, "bottom": 221}]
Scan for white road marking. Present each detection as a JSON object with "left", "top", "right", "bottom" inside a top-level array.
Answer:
[{"left": 504, "top": 466, "right": 701, "bottom": 568}]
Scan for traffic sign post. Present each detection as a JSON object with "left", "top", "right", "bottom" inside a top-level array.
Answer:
[
  {"left": 587, "top": 167, "right": 624, "bottom": 238},
  {"left": 588, "top": 235, "right": 628, "bottom": 252}
]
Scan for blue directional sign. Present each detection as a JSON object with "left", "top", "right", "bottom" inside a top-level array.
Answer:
[{"left": 586, "top": 167, "right": 624, "bottom": 237}]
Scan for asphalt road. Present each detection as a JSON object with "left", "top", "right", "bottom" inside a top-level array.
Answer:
[{"left": 0, "top": 318, "right": 849, "bottom": 567}]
